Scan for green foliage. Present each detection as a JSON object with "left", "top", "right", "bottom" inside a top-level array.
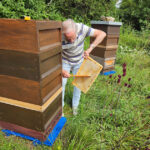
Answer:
[
  {"left": 0, "top": 0, "right": 65, "bottom": 20},
  {"left": 118, "top": 0, "right": 150, "bottom": 30},
  {"left": 62, "top": 44, "right": 150, "bottom": 149},
  {"left": 0, "top": 0, "right": 118, "bottom": 23},
  {"left": 51, "top": 0, "right": 118, "bottom": 23},
  {"left": 118, "top": 25, "right": 150, "bottom": 53}
]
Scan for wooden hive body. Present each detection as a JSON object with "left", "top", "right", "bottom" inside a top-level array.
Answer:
[
  {"left": 90, "top": 21, "right": 122, "bottom": 72},
  {"left": 0, "top": 18, "right": 62, "bottom": 141}
]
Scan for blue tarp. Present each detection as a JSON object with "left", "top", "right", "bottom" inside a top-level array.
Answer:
[
  {"left": 2, "top": 117, "right": 67, "bottom": 146},
  {"left": 101, "top": 70, "right": 116, "bottom": 76}
]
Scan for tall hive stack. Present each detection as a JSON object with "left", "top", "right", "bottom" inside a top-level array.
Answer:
[
  {"left": 90, "top": 21, "right": 122, "bottom": 73},
  {"left": 0, "top": 18, "right": 62, "bottom": 141}
]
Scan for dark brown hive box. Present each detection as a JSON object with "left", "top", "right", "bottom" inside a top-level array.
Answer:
[
  {"left": 0, "top": 18, "right": 62, "bottom": 141},
  {"left": 90, "top": 21, "right": 122, "bottom": 72}
]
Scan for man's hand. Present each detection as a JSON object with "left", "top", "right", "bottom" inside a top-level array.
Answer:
[
  {"left": 62, "top": 70, "right": 70, "bottom": 78},
  {"left": 83, "top": 48, "right": 92, "bottom": 59}
]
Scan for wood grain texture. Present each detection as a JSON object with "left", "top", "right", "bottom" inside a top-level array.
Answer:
[
  {"left": 43, "top": 108, "right": 62, "bottom": 140},
  {"left": 43, "top": 93, "right": 62, "bottom": 127},
  {"left": 0, "top": 109, "right": 62, "bottom": 141},
  {"left": 102, "top": 66, "right": 115, "bottom": 72},
  {"left": 0, "top": 45, "right": 62, "bottom": 81},
  {"left": 36, "top": 21, "right": 62, "bottom": 30},
  {"left": 0, "top": 120, "right": 45, "bottom": 140},
  {"left": 41, "top": 75, "right": 62, "bottom": 102},
  {"left": 39, "top": 43, "right": 61, "bottom": 60},
  {"left": 0, "top": 19, "right": 38, "bottom": 52},
  {"left": 0, "top": 102, "right": 43, "bottom": 131},
  {"left": 91, "top": 47, "right": 117, "bottom": 58},
  {"left": 0, "top": 87, "right": 62, "bottom": 112},
  {"left": 0, "top": 50, "right": 62, "bottom": 105},
  {"left": 90, "top": 55, "right": 116, "bottom": 69},
  {"left": 0, "top": 75, "right": 41, "bottom": 105},
  {"left": 41, "top": 64, "right": 62, "bottom": 86},
  {"left": 91, "top": 24, "right": 121, "bottom": 35},
  {"left": 39, "top": 29, "right": 61, "bottom": 50},
  {"left": 40, "top": 53, "right": 61, "bottom": 75},
  {"left": 0, "top": 92, "right": 62, "bottom": 132},
  {"left": 0, "top": 19, "right": 62, "bottom": 52},
  {"left": 91, "top": 35, "right": 119, "bottom": 46},
  {"left": 0, "top": 49, "right": 40, "bottom": 81}
]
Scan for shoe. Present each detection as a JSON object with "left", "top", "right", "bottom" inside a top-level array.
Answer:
[{"left": 73, "top": 107, "right": 78, "bottom": 116}]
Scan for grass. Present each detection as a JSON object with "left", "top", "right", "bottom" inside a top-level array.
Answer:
[{"left": 0, "top": 28, "right": 150, "bottom": 150}]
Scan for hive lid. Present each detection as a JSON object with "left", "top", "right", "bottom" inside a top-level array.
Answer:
[
  {"left": 72, "top": 57, "right": 103, "bottom": 93},
  {"left": 91, "top": 20, "right": 122, "bottom": 26}
]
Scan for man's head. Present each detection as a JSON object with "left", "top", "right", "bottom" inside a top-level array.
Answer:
[{"left": 62, "top": 19, "right": 77, "bottom": 43}]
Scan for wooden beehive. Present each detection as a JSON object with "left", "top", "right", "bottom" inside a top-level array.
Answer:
[
  {"left": 0, "top": 18, "right": 62, "bottom": 141},
  {"left": 90, "top": 21, "right": 122, "bottom": 73}
]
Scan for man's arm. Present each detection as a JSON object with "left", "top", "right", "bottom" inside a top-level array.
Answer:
[{"left": 84, "top": 29, "right": 106, "bottom": 59}]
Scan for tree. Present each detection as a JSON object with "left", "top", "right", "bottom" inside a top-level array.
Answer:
[{"left": 119, "top": 0, "right": 150, "bottom": 30}]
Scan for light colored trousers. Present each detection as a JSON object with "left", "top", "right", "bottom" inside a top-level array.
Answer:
[{"left": 62, "top": 62, "right": 82, "bottom": 108}]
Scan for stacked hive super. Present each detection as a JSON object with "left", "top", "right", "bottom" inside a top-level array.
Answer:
[
  {"left": 0, "top": 19, "right": 62, "bottom": 141},
  {"left": 90, "top": 21, "right": 122, "bottom": 73}
]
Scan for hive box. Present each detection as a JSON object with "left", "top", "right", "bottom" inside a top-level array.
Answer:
[
  {"left": 0, "top": 18, "right": 62, "bottom": 141},
  {"left": 90, "top": 21, "right": 122, "bottom": 72}
]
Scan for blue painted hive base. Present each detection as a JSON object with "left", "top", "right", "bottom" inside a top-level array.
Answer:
[
  {"left": 1, "top": 117, "right": 67, "bottom": 146},
  {"left": 100, "top": 70, "right": 116, "bottom": 76}
]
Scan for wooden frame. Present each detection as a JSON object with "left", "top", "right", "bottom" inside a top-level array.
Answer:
[{"left": 72, "top": 57, "right": 103, "bottom": 93}]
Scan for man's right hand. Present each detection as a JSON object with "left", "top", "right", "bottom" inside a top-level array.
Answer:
[{"left": 62, "top": 70, "right": 70, "bottom": 78}]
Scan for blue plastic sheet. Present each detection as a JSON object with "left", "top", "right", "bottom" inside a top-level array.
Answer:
[
  {"left": 2, "top": 117, "right": 67, "bottom": 146},
  {"left": 100, "top": 70, "right": 116, "bottom": 76}
]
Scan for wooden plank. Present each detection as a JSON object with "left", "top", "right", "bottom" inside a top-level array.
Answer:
[
  {"left": 0, "top": 108, "right": 62, "bottom": 141},
  {"left": 91, "top": 47, "right": 117, "bottom": 57},
  {"left": 91, "top": 24, "right": 121, "bottom": 35},
  {"left": 39, "top": 29, "right": 61, "bottom": 50},
  {"left": 91, "top": 47, "right": 117, "bottom": 58},
  {"left": 0, "top": 88, "right": 62, "bottom": 132},
  {"left": 43, "top": 94, "right": 62, "bottom": 127},
  {"left": 90, "top": 55, "right": 116, "bottom": 68},
  {"left": 0, "top": 18, "right": 38, "bottom": 52},
  {"left": 0, "top": 87, "right": 62, "bottom": 112},
  {"left": 105, "top": 38, "right": 119, "bottom": 46},
  {"left": 91, "top": 35, "right": 119, "bottom": 46},
  {"left": 70, "top": 75, "right": 91, "bottom": 77},
  {"left": 44, "top": 107, "right": 62, "bottom": 130},
  {"left": 36, "top": 21, "right": 62, "bottom": 30},
  {"left": 0, "top": 102, "right": 43, "bottom": 131},
  {"left": 42, "top": 84, "right": 62, "bottom": 104},
  {"left": 41, "top": 64, "right": 62, "bottom": 87},
  {"left": 0, "top": 50, "right": 40, "bottom": 81},
  {"left": 42, "top": 87, "right": 62, "bottom": 111},
  {"left": 102, "top": 66, "right": 115, "bottom": 73},
  {"left": 107, "top": 26, "right": 121, "bottom": 35},
  {"left": 0, "top": 120, "right": 45, "bottom": 141},
  {"left": 41, "top": 75, "right": 62, "bottom": 101},
  {"left": 40, "top": 53, "right": 61, "bottom": 74},
  {"left": 0, "top": 96, "right": 42, "bottom": 112},
  {"left": 0, "top": 75, "right": 41, "bottom": 105},
  {"left": 39, "top": 43, "right": 61, "bottom": 59}
]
